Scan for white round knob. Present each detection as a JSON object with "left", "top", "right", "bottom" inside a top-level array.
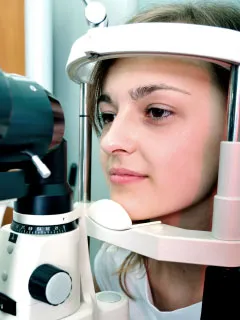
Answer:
[
  {"left": 85, "top": 1, "right": 106, "bottom": 25},
  {"left": 46, "top": 271, "right": 72, "bottom": 305},
  {"left": 29, "top": 264, "right": 72, "bottom": 305}
]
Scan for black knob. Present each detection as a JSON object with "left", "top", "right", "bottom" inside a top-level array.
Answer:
[{"left": 28, "top": 264, "right": 72, "bottom": 305}]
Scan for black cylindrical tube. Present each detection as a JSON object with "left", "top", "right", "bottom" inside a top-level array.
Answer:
[
  {"left": 0, "top": 70, "right": 12, "bottom": 139},
  {"left": 0, "top": 72, "right": 65, "bottom": 162}
]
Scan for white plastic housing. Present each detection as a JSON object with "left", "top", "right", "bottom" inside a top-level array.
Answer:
[
  {"left": 95, "top": 292, "right": 128, "bottom": 320},
  {"left": 61, "top": 292, "right": 128, "bottom": 320},
  {"left": 0, "top": 204, "right": 129, "bottom": 320},
  {"left": 0, "top": 225, "right": 80, "bottom": 320},
  {"left": 85, "top": 196, "right": 240, "bottom": 268},
  {"left": 66, "top": 23, "right": 240, "bottom": 84}
]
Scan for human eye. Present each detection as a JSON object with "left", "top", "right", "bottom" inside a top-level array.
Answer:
[
  {"left": 144, "top": 105, "right": 173, "bottom": 122},
  {"left": 98, "top": 111, "right": 116, "bottom": 128}
]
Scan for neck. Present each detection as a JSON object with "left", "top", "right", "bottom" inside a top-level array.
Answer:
[{"left": 148, "top": 194, "right": 214, "bottom": 311}]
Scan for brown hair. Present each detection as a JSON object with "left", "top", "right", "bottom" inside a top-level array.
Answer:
[{"left": 88, "top": 1, "right": 240, "bottom": 298}]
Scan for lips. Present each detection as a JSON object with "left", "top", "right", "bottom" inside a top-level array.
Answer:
[
  {"left": 109, "top": 168, "right": 147, "bottom": 177},
  {"left": 109, "top": 168, "right": 147, "bottom": 184}
]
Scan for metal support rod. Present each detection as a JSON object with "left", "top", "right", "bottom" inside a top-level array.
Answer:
[
  {"left": 78, "top": 1, "right": 108, "bottom": 203},
  {"left": 227, "top": 65, "right": 240, "bottom": 141},
  {"left": 78, "top": 83, "right": 92, "bottom": 202},
  {"left": 82, "top": 0, "right": 89, "bottom": 6}
]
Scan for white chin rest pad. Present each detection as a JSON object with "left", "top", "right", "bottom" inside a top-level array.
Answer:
[{"left": 87, "top": 199, "right": 132, "bottom": 231}]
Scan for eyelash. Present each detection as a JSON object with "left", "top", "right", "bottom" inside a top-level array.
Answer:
[
  {"left": 144, "top": 106, "right": 173, "bottom": 121},
  {"left": 98, "top": 112, "right": 115, "bottom": 127},
  {"left": 98, "top": 106, "right": 173, "bottom": 128}
]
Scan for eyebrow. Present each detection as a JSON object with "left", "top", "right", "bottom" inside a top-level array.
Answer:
[
  {"left": 129, "top": 84, "right": 191, "bottom": 100},
  {"left": 97, "top": 83, "right": 191, "bottom": 106}
]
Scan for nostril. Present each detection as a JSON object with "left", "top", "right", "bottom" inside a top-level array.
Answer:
[{"left": 112, "top": 148, "right": 128, "bottom": 155}]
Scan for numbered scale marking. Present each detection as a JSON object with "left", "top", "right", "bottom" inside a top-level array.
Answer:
[{"left": 11, "top": 220, "right": 78, "bottom": 235}]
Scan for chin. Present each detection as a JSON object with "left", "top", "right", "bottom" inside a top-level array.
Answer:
[{"left": 110, "top": 194, "right": 162, "bottom": 221}]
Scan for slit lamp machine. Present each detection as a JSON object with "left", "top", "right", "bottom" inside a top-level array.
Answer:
[{"left": 0, "top": 1, "right": 240, "bottom": 319}]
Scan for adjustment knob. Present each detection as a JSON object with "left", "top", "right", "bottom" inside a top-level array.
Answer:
[{"left": 28, "top": 264, "right": 72, "bottom": 305}]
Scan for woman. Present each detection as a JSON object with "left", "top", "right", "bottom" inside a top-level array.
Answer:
[{"left": 88, "top": 2, "right": 240, "bottom": 319}]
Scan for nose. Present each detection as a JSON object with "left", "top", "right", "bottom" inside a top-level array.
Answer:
[{"left": 100, "top": 112, "right": 138, "bottom": 155}]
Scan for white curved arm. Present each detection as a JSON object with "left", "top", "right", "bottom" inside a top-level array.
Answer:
[{"left": 66, "top": 23, "right": 240, "bottom": 84}]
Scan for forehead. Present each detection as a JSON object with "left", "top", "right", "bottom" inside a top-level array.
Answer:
[
  {"left": 113, "top": 56, "right": 210, "bottom": 67},
  {"left": 102, "top": 56, "right": 212, "bottom": 90}
]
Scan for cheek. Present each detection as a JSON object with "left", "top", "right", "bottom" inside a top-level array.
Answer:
[
  {"left": 150, "top": 130, "right": 208, "bottom": 204},
  {"left": 100, "top": 149, "right": 107, "bottom": 172},
  {"left": 97, "top": 94, "right": 225, "bottom": 221},
  {"left": 198, "top": 98, "right": 225, "bottom": 191},
  {"left": 149, "top": 100, "right": 225, "bottom": 205}
]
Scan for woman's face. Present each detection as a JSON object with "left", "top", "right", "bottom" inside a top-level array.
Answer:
[{"left": 98, "top": 57, "right": 226, "bottom": 221}]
